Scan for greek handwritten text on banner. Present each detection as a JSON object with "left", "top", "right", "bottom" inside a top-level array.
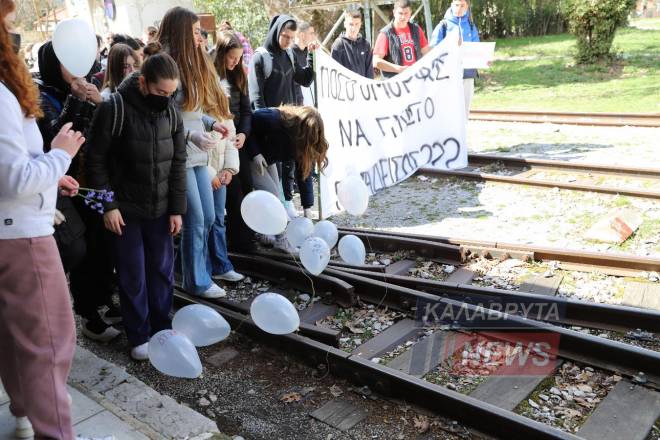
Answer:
[{"left": 317, "top": 37, "right": 467, "bottom": 218}]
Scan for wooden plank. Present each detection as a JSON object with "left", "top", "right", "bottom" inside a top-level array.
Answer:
[
  {"left": 624, "top": 282, "right": 660, "bottom": 311},
  {"left": 469, "top": 375, "right": 550, "bottom": 411},
  {"left": 385, "top": 259, "right": 417, "bottom": 276},
  {"left": 446, "top": 268, "right": 476, "bottom": 285},
  {"left": 578, "top": 380, "right": 660, "bottom": 440},
  {"left": 622, "top": 282, "right": 648, "bottom": 308},
  {"left": 469, "top": 359, "right": 561, "bottom": 411},
  {"left": 351, "top": 319, "right": 423, "bottom": 359},
  {"left": 520, "top": 275, "right": 563, "bottom": 296},
  {"left": 310, "top": 399, "right": 367, "bottom": 431},
  {"left": 386, "top": 331, "right": 450, "bottom": 377},
  {"left": 299, "top": 303, "right": 338, "bottom": 324}
]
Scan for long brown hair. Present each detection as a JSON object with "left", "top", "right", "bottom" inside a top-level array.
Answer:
[
  {"left": 0, "top": 0, "right": 41, "bottom": 117},
  {"left": 102, "top": 43, "right": 139, "bottom": 92},
  {"left": 212, "top": 31, "right": 247, "bottom": 95},
  {"left": 279, "top": 105, "right": 329, "bottom": 179},
  {"left": 157, "top": 7, "right": 230, "bottom": 119}
]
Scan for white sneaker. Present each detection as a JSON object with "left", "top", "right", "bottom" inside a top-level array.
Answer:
[
  {"left": 130, "top": 342, "right": 149, "bottom": 361},
  {"left": 303, "top": 208, "right": 313, "bottom": 219},
  {"left": 274, "top": 236, "right": 298, "bottom": 255},
  {"left": 284, "top": 200, "right": 298, "bottom": 220},
  {"left": 213, "top": 270, "right": 244, "bottom": 282},
  {"left": 15, "top": 417, "right": 33, "bottom": 439},
  {"left": 81, "top": 319, "right": 121, "bottom": 343},
  {"left": 198, "top": 283, "right": 226, "bottom": 299}
]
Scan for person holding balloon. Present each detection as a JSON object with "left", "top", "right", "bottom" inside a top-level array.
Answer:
[
  {"left": 36, "top": 37, "right": 122, "bottom": 342},
  {"left": 85, "top": 45, "right": 186, "bottom": 361},
  {"left": 0, "top": 0, "right": 87, "bottom": 436},
  {"left": 158, "top": 7, "right": 233, "bottom": 298},
  {"left": 245, "top": 105, "right": 328, "bottom": 252}
]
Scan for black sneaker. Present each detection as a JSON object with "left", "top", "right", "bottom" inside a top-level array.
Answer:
[
  {"left": 82, "top": 317, "right": 121, "bottom": 342},
  {"left": 102, "top": 304, "right": 122, "bottom": 325}
]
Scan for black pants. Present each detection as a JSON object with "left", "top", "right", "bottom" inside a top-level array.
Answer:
[
  {"left": 68, "top": 197, "right": 116, "bottom": 320},
  {"left": 226, "top": 148, "right": 255, "bottom": 252},
  {"left": 281, "top": 160, "right": 315, "bottom": 209}
]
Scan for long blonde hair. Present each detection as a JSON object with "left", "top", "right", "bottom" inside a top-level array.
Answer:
[
  {"left": 279, "top": 105, "right": 329, "bottom": 179},
  {"left": 157, "top": 7, "right": 231, "bottom": 120}
]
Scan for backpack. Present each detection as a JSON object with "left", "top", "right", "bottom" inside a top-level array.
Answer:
[
  {"left": 109, "top": 92, "right": 178, "bottom": 138},
  {"left": 254, "top": 46, "right": 296, "bottom": 79}
]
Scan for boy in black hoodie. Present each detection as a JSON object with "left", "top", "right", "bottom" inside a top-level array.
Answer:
[
  {"left": 331, "top": 10, "right": 374, "bottom": 79},
  {"left": 248, "top": 14, "right": 316, "bottom": 110}
]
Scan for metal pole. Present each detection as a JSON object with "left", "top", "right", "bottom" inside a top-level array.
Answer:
[
  {"left": 421, "top": 0, "right": 434, "bottom": 39},
  {"left": 363, "top": 0, "right": 372, "bottom": 45},
  {"left": 321, "top": 12, "right": 346, "bottom": 49}
]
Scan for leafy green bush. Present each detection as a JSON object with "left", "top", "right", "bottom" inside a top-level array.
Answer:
[
  {"left": 561, "top": 0, "right": 636, "bottom": 63},
  {"left": 194, "top": 0, "right": 269, "bottom": 47}
]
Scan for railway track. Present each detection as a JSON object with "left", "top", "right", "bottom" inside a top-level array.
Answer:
[
  {"left": 171, "top": 226, "right": 660, "bottom": 440},
  {"left": 469, "top": 110, "right": 660, "bottom": 128},
  {"left": 420, "top": 154, "right": 660, "bottom": 200}
]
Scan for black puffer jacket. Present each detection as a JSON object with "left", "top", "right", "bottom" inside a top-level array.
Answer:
[{"left": 86, "top": 73, "right": 187, "bottom": 219}]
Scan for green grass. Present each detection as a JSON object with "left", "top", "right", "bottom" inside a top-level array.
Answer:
[{"left": 473, "top": 25, "right": 660, "bottom": 113}]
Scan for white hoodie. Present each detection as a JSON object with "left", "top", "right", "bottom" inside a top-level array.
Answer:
[{"left": 0, "top": 82, "right": 71, "bottom": 240}]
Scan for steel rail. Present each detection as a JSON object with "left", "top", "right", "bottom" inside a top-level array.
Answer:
[
  {"left": 172, "top": 290, "right": 581, "bottom": 440},
  {"left": 334, "top": 267, "right": 660, "bottom": 333},
  {"left": 469, "top": 110, "right": 660, "bottom": 127},
  {"left": 337, "top": 227, "right": 660, "bottom": 274},
  {"left": 419, "top": 168, "right": 660, "bottom": 200},
  {"left": 467, "top": 153, "right": 660, "bottom": 178}
]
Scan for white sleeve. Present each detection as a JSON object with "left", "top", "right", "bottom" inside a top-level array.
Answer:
[{"left": 0, "top": 90, "right": 71, "bottom": 198}]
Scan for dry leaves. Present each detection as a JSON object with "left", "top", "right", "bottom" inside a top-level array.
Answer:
[
  {"left": 414, "top": 415, "right": 430, "bottom": 434},
  {"left": 329, "top": 385, "right": 343, "bottom": 397},
  {"left": 280, "top": 392, "right": 302, "bottom": 403}
]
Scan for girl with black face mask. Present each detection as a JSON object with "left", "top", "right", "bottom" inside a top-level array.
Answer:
[{"left": 86, "top": 43, "right": 187, "bottom": 361}]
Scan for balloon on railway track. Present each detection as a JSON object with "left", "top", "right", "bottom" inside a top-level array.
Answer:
[
  {"left": 250, "top": 292, "right": 300, "bottom": 334},
  {"left": 148, "top": 330, "right": 202, "bottom": 378},
  {"left": 52, "top": 19, "right": 97, "bottom": 78},
  {"left": 173, "top": 304, "right": 231, "bottom": 347},
  {"left": 337, "top": 175, "right": 369, "bottom": 216},
  {"left": 286, "top": 217, "right": 314, "bottom": 248},
  {"left": 338, "top": 235, "right": 366, "bottom": 265},
  {"left": 300, "top": 236, "right": 331, "bottom": 275},
  {"left": 312, "top": 220, "right": 338, "bottom": 249},
  {"left": 241, "top": 190, "right": 288, "bottom": 235}
]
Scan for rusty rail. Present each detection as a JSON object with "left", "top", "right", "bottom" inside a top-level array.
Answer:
[{"left": 470, "top": 110, "right": 660, "bottom": 128}]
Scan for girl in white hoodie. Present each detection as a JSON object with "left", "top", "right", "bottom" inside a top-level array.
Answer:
[{"left": 0, "top": 1, "right": 85, "bottom": 437}]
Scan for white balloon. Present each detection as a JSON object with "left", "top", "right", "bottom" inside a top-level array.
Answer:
[
  {"left": 300, "top": 236, "right": 330, "bottom": 275},
  {"left": 207, "top": 165, "right": 217, "bottom": 180},
  {"left": 172, "top": 305, "right": 231, "bottom": 347},
  {"left": 52, "top": 19, "right": 97, "bottom": 78},
  {"left": 250, "top": 292, "right": 300, "bottom": 335},
  {"left": 312, "top": 220, "right": 338, "bottom": 249},
  {"left": 148, "top": 330, "right": 202, "bottom": 379},
  {"left": 338, "top": 235, "right": 366, "bottom": 265},
  {"left": 285, "top": 217, "right": 314, "bottom": 248},
  {"left": 241, "top": 190, "right": 288, "bottom": 235},
  {"left": 337, "top": 175, "right": 370, "bottom": 216}
]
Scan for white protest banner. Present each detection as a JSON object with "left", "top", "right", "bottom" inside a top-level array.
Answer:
[
  {"left": 317, "top": 37, "right": 467, "bottom": 218},
  {"left": 460, "top": 42, "right": 496, "bottom": 69}
]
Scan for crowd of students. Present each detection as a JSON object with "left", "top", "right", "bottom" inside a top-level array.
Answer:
[{"left": 0, "top": 0, "right": 479, "bottom": 438}]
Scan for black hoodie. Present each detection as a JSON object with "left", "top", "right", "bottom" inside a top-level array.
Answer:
[
  {"left": 86, "top": 73, "right": 187, "bottom": 219},
  {"left": 330, "top": 33, "right": 374, "bottom": 79},
  {"left": 248, "top": 15, "right": 314, "bottom": 109}
]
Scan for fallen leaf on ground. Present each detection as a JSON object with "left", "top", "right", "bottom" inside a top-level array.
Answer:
[
  {"left": 280, "top": 392, "right": 302, "bottom": 403},
  {"left": 414, "top": 415, "right": 430, "bottom": 433},
  {"left": 329, "top": 385, "right": 343, "bottom": 397}
]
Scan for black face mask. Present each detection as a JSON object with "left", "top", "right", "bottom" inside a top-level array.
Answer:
[
  {"left": 145, "top": 94, "right": 170, "bottom": 112},
  {"left": 9, "top": 32, "right": 21, "bottom": 54}
]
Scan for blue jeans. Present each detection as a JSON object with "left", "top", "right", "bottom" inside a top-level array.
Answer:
[
  {"left": 181, "top": 166, "right": 214, "bottom": 294},
  {"left": 207, "top": 184, "right": 234, "bottom": 275}
]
